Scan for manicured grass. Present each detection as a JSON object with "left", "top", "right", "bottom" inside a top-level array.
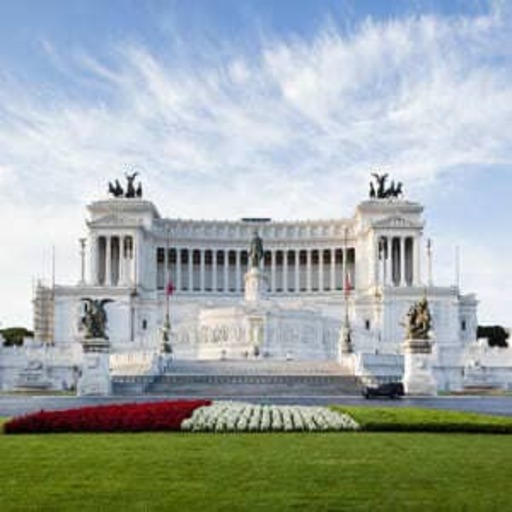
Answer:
[
  {"left": 333, "top": 406, "right": 512, "bottom": 433},
  {"left": 1, "top": 432, "right": 512, "bottom": 511}
]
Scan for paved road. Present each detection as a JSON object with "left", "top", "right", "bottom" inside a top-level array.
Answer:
[{"left": 0, "top": 395, "right": 511, "bottom": 418}]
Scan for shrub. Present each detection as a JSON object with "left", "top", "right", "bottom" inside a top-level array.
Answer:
[
  {"left": 4, "top": 400, "right": 210, "bottom": 434},
  {"left": 0, "top": 327, "right": 34, "bottom": 347}
]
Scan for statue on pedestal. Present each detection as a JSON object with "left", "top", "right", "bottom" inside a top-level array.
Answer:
[
  {"left": 81, "top": 298, "right": 113, "bottom": 340},
  {"left": 404, "top": 297, "right": 431, "bottom": 340},
  {"left": 245, "top": 231, "right": 268, "bottom": 302},
  {"left": 249, "top": 230, "right": 264, "bottom": 269}
]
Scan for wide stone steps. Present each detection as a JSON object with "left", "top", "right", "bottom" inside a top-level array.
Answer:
[{"left": 111, "top": 363, "right": 362, "bottom": 396}]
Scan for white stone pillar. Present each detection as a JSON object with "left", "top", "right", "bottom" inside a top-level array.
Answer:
[
  {"left": 164, "top": 243, "right": 169, "bottom": 289},
  {"left": 319, "top": 249, "right": 324, "bottom": 292},
  {"left": 212, "top": 250, "right": 217, "bottom": 292},
  {"left": 188, "top": 248, "right": 193, "bottom": 293},
  {"left": 224, "top": 250, "right": 229, "bottom": 292},
  {"left": 341, "top": 248, "right": 347, "bottom": 291},
  {"left": 176, "top": 248, "right": 182, "bottom": 292},
  {"left": 330, "top": 248, "right": 336, "bottom": 292},
  {"left": 294, "top": 250, "right": 300, "bottom": 293},
  {"left": 124, "top": 240, "right": 130, "bottom": 286},
  {"left": 413, "top": 237, "right": 421, "bottom": 286},
  {"left": 386, "top": 237, "right": 392, "bottom": 286},
  {"left": 400, "top": 236, "right": 406, "bottom": 286},
  {"left": 105, "top": 236, "right": 112, "bottom": 287},
  {"left": 90, "top": 236, "right": 99, "bottom": 285},
  {"left": 306, "top": 249, "right": 312, "bottom": 292},
  {"left": 373, "top": 237, "right": 380, "bottom": 287},
  {"left": 130, "top": 237, "right": 136, "bottom": 286},
  {"left": 283, "top": 250, "right": 289, "bottom": 293},
  {"left": 271, "top": 250, "right": 276, "bottom": 293},
  {"left": 236, "top": 250, "right": 241, "bottom": 293},
  {"left": 200, "top": 249, "right": 206, "bottom": 292}
]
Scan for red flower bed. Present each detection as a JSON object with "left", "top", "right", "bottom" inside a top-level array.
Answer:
[{"left": 4, "top": 400, "right": 210, "bottom": 434}]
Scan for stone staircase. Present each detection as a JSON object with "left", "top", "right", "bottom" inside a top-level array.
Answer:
[{"left": 111, "top": 360, "right": 363, "bottom": 397}]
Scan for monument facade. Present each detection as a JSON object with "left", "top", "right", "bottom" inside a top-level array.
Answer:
[{"left": 1, "top": 173, "right": 510, "bottom": 393}]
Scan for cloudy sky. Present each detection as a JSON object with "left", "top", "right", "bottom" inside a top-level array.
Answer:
[{"left": 0, "top": 0, "right": 511, "bottom": 327}]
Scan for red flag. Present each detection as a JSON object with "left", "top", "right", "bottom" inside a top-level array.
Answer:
[
  {"left": 166, "top": 281, "right": 175, "bottom": 296},
  {"left": 344, "top": 272, "right": 352, "bottom": 294}
]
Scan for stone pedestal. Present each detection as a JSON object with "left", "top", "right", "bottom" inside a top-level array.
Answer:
[
  {"left": 244, "top": 267, "right": 267, "bottom": 302},
  {"left": 403, "top": 339, "right": 437, "bottom": 396},
  {"left": 77, "top": 338, "right": 111, "bottom": 396}
]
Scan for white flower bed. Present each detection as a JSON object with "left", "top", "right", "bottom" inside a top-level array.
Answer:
[{"left": 181, "top": 402, "right": 359, "bottom": 432}]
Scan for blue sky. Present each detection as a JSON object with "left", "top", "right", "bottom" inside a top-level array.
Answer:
[{"left": 0, "top": 0, "right": 511, "bottom": 326}]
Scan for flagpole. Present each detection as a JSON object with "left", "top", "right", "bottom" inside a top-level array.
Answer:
[
  {"left": 427, "top": 238, "right": 433, "bottom": 287},
  {"left": 161, "top": 225, "right": 172, "bottom": 354},
  {"left": 341, "top": 227, "right": 352, "bottom": 355},
  {"left": 165, "top": 226, "right": 170, "bottom": 325}
]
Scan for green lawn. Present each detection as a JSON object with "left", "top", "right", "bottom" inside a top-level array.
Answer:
[
  {"left": 1, "top": 432, "right": 512, "bottom": 511},
  {"left": 334, "top": 405, "right": 512, "bottom": 432}
]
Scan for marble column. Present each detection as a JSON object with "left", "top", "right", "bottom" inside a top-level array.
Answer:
[
  {"left": 176, "top": 248, "right": 182, "bottom": 292},
  {"left": 224, "top": 250, "right": 229, "bottom": 292},
  {"left": 236, "top": 250, "right": 241, "bottom": 293},
  {"left": 330, "top": 248, "right": 336, "bottom": 292},
  {"left": 400, "top": 236, "right": 406, "bottom": 286},
  {"left": 105, "top": 236, "right": 112, "bottom": 287},
  {"left": 90, "top": 236, "right": 99, "bottom": 285},
  {"left": 306, "top": 249, "right": 312, "bottom": 292},
  {"left": 200, "top": 249, "right": 206, "bottom": 292},
  {"left": 341, "top": 248, "right": 346, "bottom": 291},
  {"left": 294, "top": 250, "right": 300, "bottom": 293},
  {"left": 212, "top": 250, "right": 217, "bottom": 292},
  {"left": 386, "top": 237, "right": 392, "bottom": 286},
  {"left": 164, "top": 243, "right": 169, "bottom": 290},
  {"left": 271, "top": 250, "right": 276, "bottom": 293},
  {"left": 319, "top": 249, "right": 324, "bottom": 292},
  {"left": 188, "top": 248, "right": 193, "bottom": 293},
  {"left": 283, "top": 250, "right": 289, "bottom": 293},
  {"left": 413, "top": 237, "right": 421, "bottom": 286}
]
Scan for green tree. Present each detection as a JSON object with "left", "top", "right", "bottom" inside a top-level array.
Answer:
[{"left": 0, "top": 327, "right": 34, "bottom": 347}]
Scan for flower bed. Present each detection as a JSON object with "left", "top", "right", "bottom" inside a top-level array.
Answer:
[
  {"left": 182, "top": 402, "right": 359, "bottom": 432},
  {"left": 4, "top": 400, "right": 210, "bottom": 434},
  {"left": 4, "top": 400, "right": 359, "bottom": 434}
]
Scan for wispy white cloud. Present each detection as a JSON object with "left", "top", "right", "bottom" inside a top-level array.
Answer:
[{"left": 1, "top": 7, "right": 512, "bottom": 324}]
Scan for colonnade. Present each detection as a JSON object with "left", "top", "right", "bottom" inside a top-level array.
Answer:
[
  {"left": 94, "top": 235, "right": 135, "bottom": 286},
  {"left": 376, "top": 235, "right": 419, "bottom": 287},
  {"left": 156, "top": 247, "right": 356, "bottom": 294}
]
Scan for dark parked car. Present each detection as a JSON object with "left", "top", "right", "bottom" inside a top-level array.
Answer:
[{"left": 363, "top": 382, "right": 404, "bottom": 399}]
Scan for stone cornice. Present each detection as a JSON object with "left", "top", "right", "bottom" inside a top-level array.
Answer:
[
  {"left": 357, "top": 199, "right": 424, "bottom": 216},
  {"left": 87, "top": 199, "right": 161, "bottom": 219}
]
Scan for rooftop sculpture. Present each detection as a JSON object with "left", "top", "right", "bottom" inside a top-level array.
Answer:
[
  {"left": 108, "top": 172, "right": 143, "bottom": 199},
  {"left": 369, "top": 173, "right": 403, "bottom": 199}
]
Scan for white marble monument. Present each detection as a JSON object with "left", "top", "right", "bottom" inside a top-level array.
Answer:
[
  {"left": 2, "top": 172, "right": 511, "bottom": 393},
  {"left": 401, "top": 298, "right": 437, "bottom": 395}
]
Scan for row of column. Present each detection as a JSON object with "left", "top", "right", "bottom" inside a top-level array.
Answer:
[
  {"left": 156, "top": 247, "right": 356, "bottom": 294},
  {"left": 375, "top": 235, "right": 419, "bottom": 287},
  {"left": 95, "top": 235, "right": 135, "bottom": 286}
]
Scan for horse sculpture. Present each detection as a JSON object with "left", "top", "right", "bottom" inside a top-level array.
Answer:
[
  {"left": 125, "top": 172, "right": 138, "bottom": 198},
  {"left": 403, "top": 297, "right": 431, "bottom": 340},
  {"left": 369, "top": 173, "right": 404, "bottom": 199},
  {"left": 108, "top": 179, "right": 124, "bottom": 197}
]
